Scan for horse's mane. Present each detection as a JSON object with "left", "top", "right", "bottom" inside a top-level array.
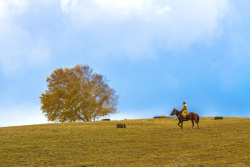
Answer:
[
  {"left": 174, "top": 108, "right": 181, "bottom": 113},
  {"left": 170, "top": 108, "right": 181, "bottom": 116}
]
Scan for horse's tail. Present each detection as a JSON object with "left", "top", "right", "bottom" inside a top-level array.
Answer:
[{"left": 196, "top": 114, "right": 200, "bottom": 123}]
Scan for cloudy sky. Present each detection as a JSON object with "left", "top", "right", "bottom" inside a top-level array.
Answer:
[{"left": 0, "top": 0, "right": 249, "bottom": 127}]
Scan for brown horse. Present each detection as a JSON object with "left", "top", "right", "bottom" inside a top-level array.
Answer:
[{"left": 170, "top": 108, "right": 200, "bottom": 129}]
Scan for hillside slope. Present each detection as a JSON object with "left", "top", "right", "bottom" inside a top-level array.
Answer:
[{"left": 0, "top": 117, "right": 249, "bottom": 167}]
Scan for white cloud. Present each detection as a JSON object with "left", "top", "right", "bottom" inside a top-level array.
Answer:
[
  {"left": 0, "top": 0, "right": 27, "bottom": 21},
  {"left": 0, "top": 0, "right": 51, "bottom": 75},
  {"left": 60, "top": 0, "right": 233, "bottom": 58},
  {"left": 61, "top": 0, "right": 171, "bottom": 22},
  {"left": 0, "top": 104, "right": 48, "bottom": 127},
  {"left": 0, "top": 0, "right": 236, "bottom": 72},
  {"left": 0, "top": 37, "right": 50, "bottom": 75},
  {"left": 157, "top": 6, "right": 171, "bottom": 14}
]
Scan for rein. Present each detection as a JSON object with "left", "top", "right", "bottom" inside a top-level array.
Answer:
[
  {"left": 176, "top": 111, "right": 181, "bottom": 118},
  {"left": 173, "top": 109, "right": 181, "bottom": 118}
]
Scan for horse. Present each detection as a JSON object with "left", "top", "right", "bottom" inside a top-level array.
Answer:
[{"left": 170, "top": 108, "right": 200, "bottom": 129}]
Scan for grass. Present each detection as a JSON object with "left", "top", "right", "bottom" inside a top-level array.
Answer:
[{"left": 0, "top": 117, "right": 249, "bottom": 167}]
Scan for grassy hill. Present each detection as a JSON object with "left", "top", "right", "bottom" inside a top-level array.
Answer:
[{"left": 0, "top": 117, "right": 249, "bottom": 167}]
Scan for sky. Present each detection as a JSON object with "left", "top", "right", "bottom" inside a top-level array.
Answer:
[{"left": 0, "top": 0, "right": 249, "bottom": 127}]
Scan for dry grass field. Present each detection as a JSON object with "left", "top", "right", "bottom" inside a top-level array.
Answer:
[{"left": 0, "top": 117, "right": 249, "bottom": 167}]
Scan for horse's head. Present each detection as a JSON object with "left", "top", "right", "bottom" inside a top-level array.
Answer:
[{"left": 170, "top": 108, "right": 177, "bottom": 116}]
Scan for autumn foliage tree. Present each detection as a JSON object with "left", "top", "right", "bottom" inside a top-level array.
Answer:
[{"left": 40, "top": 64, "right": 118, "bottom": 122}]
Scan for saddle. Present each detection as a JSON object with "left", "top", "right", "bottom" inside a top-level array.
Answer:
[{"left": 182, "top": 113, "right": 189, "bottom": 120}]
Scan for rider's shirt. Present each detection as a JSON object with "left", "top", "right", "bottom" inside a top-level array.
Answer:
[
  {"left": 180, "top": 104, "right": 188, "bottom": 117},
  {"left": 180, "top": 104, "right": 187, "bottom": 112}
]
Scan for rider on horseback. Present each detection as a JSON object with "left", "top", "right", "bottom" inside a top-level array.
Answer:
[{"left": 180, "top": 101, "right": 188, "bottom": 119}]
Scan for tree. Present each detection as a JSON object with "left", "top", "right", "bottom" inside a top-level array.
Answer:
[{"left": 39, "top": 64, "right": 119, "bottom": 122}]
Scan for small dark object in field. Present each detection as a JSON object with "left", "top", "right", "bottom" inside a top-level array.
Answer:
[
  {"left": 102, "top": 119, "right": 110, "bottom": 121},
  {"left": 117, "top": 124, "right": 126, "bottom": 128},
  {"left": 214, "top": 117, "right": 223, "bottom": 120},
  {"left": 153, "top": 115, "right": 169, "bottom": 118}
]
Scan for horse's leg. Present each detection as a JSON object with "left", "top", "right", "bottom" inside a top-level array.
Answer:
[
  {"left": 181, "top": 121, "right": 183, "bottom": 129},
  {"left": 194, "top": 115, "right": 197, "bottom": 123},
  {"left": 197, "top": 122, "right": 200, "bottom": 129},
  {"left": 191, "top": 119, "right": 194, "bottom": 129},
  {"left": 178, "top": 120, "right": 181, "bottom": 127},
  {"left": 195, "top": 116, "right": 199, "bottom": 129},
  {"left": 195, "top": 114, "right": 200, "bottom": 128}
]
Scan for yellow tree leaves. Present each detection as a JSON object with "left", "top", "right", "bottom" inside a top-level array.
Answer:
[{"left": 40, "top": 64, "right": 118, "bottom": 122}]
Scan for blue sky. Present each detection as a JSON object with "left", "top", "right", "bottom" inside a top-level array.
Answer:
[{"left": 0, "top": 0, "right": 249, "bottom": 127}]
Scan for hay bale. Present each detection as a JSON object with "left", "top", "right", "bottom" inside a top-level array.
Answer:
[
  {"left": 117, "top": 124, "right": 126, "bottom": 128},
  {"left": 214, "top": 117, "right": 223, "bottom": 120},
  {"left": 153, "top": 115, "right": 169, "bottom": 118},
  {"left": 102, "top": 119, "right": 110, "bottom": 121}
]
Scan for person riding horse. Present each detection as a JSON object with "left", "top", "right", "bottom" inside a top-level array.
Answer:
[
  {"left": 180, "top": 101, "right": 188, "bottom": 119},
  {"left": 170, "top": 107, "right": 200, "bottom": 129}
]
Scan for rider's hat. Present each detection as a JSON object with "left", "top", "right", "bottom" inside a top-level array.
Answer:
[{"left": 183, "top": 101, "right": 186, "bottom": 104}]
